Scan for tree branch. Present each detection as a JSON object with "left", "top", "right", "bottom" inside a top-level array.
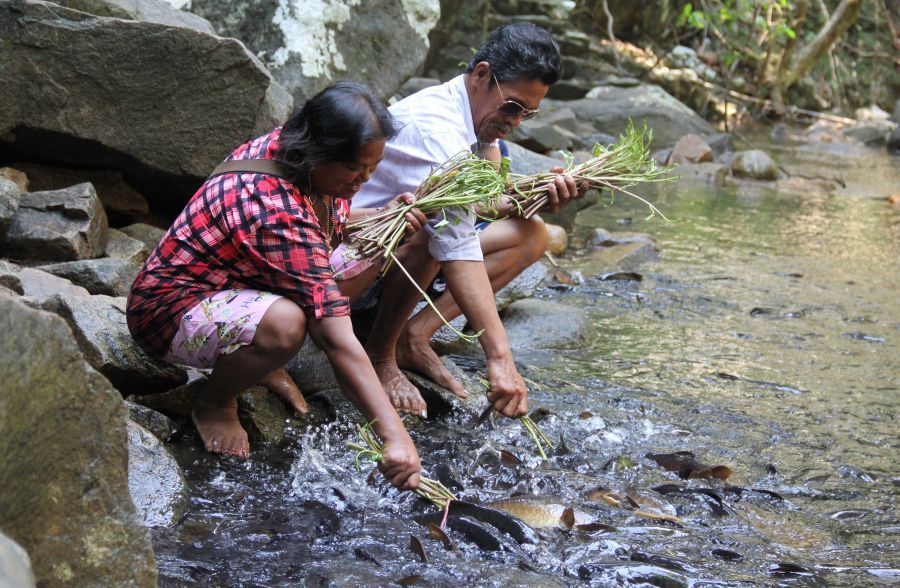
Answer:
[{"left": 783, "top": 0, "right": 862, "bottom": 88}]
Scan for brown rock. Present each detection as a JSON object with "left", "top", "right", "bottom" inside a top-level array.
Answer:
[
  {"left": 667, "top": 134, "right": 713, "bottom": 165},
  {"left": 545, "top": 223, "right": 568, "bottom": 255}
]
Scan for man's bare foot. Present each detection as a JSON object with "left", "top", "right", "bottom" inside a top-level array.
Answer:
[
  {"left": 370, "top": 358, "right": 428, "bottom": 417},
  {"left": 396, "top": 336, "right": 468, "bottom": 399},
  {"left": 259, "top": 367, "right": 308, "bottom": 415},
  {"left": 191, "top": 395, "right": 249, "bottom": 459}
]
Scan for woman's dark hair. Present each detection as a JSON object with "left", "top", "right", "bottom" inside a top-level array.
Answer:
[
  {"left": 275, "top": 81, "right": 398, "bottom": 189},
  {"left": 466, "top": 23, "right": 563, "bottom": 87}
]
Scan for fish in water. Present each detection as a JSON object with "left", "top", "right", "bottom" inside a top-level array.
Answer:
[{"left": 487, "top": 495, "right": 594, "bottom": 529}]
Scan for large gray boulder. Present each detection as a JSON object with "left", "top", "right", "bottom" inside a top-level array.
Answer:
[
  {"left": 1, "top": 183, "right": 108, "bottom": 263},
  {"left": 183, "top": 0, "right": 440, "bottom": 103},
  {"left": 105, "top": 228, "right": 151, "bottom": 265},
  {"left": 127, "top": 420, "right": 188, "bottom": 528},
  {"left": 13, "top": 162, "right": 150, "bottom": 217},
  {"left": 36, "top": 257, "right": 141, "bottom": 297},
  {"left": 117, "top": 222, "right": 166, "bottom": 254},
  {"left": 0, "top": 177, "right": 20, "bottom": 237},
  {"left": 40, "top": 293, "right": 188, "bottom": 395},
  {"left": 0, "top": 295, "right": 156, "bottom": 587},
  {"left": 0, "top": 0, "right": 291, "bottom": 183},
  {"left": 56, "top": 0, "right": 217, "bottom": 34},
  {"left": 567, "top": 84, "right": 716, "bottom": 149},
  {"left": 0, "top": 260, "right": 24, "bottom": 295},
  {"left": 17, "top": 267, "right": 92, "bottom": 303}
]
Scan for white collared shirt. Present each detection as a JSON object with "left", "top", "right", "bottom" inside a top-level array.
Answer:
[{"left": 353, "top": 75, "right": 484, "bottom": 262}]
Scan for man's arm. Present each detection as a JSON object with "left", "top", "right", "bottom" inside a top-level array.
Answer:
[{"left": 440, "top": 259, "right": 527, "bottom": 418}]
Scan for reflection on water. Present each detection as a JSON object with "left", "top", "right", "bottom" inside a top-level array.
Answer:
[{"left": 154, "top": 140, "right": 899, "bottom": 586}]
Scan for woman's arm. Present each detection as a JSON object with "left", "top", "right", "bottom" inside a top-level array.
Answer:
[
  {"left": 347, "top": 192, "right": 429, "bottom": 233},
  {"left": 305, "top": 315, "right": 421, "bottom": 490}
]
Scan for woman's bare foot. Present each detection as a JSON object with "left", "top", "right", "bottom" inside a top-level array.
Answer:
[
  {"left": 259, "top": 367, "right": 308, "bottom": 415},
  {"left": 396, "top": 335, "right": 468, "bottom": 399},
  {"left": 370, "top": 358, "right": 428, "bottom": 417},
  {"left": 191, "top": 394, "right": 249, "bottom": 459}
]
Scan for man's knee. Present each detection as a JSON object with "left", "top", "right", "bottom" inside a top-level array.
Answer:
[
  {"left": 501, "top": 216, "right": 549, "bottom": 263},
  {"left": 256, "top": 299, "right": 307, "bottom": 356}
]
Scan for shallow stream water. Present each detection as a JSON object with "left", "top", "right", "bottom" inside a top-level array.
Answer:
[{"left": 153, "top": 133, "right": 898, "bottom": 587}]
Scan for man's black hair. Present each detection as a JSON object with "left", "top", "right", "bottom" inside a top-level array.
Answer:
[
  {"left": 275, "top": 81, "right": 398, "bottom": 190},
  {"left": 465, "top": 22, "right": 563, "bottom": 87}
]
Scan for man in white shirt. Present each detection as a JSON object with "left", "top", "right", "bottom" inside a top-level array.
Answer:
[{"left": 335, "top": 23, "right": 584, "bottom": 419}]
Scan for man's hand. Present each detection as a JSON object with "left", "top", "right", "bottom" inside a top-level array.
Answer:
[
  {"left": 378, "top": 428, "right": 421, "bottom": 490},
  {"left": 544, "top": 166, "right": 589, "bottom": 213},
  {"left": 486, "top": 355, "right": 528, "bottom": 418},
  {"left": 386, "top": 192, "right": 429, "bottom": 234}
]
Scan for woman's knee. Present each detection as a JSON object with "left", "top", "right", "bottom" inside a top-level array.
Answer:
[{"left": 255, "top": 299, "right": 307, "bottom": 356}]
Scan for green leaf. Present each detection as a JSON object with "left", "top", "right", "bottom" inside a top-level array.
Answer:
[{"left": 557, "top": 150, "right": 575, "bottom": 169}]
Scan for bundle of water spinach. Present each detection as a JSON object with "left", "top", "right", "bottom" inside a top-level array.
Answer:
[{"left": 347, "top": 420, "right": 458, "bottom": 509}]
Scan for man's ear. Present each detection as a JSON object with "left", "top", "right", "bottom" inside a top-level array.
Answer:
[{"left": 472, "top": 61, "right": 491, "bottom": 86}]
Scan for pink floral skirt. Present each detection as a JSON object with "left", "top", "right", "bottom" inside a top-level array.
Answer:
[{"left": 164, "top": 289, "right": 282, "bottom": 369}]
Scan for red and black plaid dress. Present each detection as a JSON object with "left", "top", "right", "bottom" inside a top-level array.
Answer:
[{"left": 127, "top": 128, "right": 350, "bottom": 359}]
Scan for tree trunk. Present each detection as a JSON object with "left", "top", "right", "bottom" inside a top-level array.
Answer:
[{"left": 780, "top": 0, "right": 862, "bottom": 89}]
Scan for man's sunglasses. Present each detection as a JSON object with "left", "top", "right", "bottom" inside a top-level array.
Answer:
[{"left": 492, "top": 73, "right": 540, "bottom": 121}]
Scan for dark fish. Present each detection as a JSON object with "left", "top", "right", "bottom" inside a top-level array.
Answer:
[
  {"left": 442, "top": 515, "right": 508, "bottom": 552},
  {"left": 445, "top": 501, "right": 538, "bottom": 544},
  {"left": 646, "top": 451, "right": 733, "bottom": 480},
  {"left": 597, "top": 271, "right": 643, "bottom": 281},
  {"left": 575, "top": 522, "right": 617, "bottom": 533},
  {"left": 711, "top": 548, "right": 743, "bottom": 562},
  {"left": 722, "top": 486, "right": 784, "bottom": 501},
  {"left": 397, "top": 575, "right": 422, "bottom": 586},
  {"left": 499, "top": 449, "right": 522, "bottom": 466},
  {"left": 651, "top": 484, "right": 730, "bottom": 517},
  {"left": 631, "top": 551, "right": 696, "bottom": 574},
  {"left": 409, "top": 536, "right": 427, "bottom": 563},
  {"left": 430, "top": 463, "right": 465, "bottom": 493},
  {"left": 475, "top": 404, "right": 494, "bottom": 427},
  {"left": 427, "top": 522, "right": 452, "bottom": 549},
  {"left": 527, "top": 407, "right": 553, "bottom": 423},
  {"left": 353, "top": 546, "right": 380, "bottom": 566},
  {"left": 769, "top": 562, "right": 815, "bottom": 577}
]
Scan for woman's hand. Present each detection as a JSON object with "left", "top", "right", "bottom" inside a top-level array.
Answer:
[
  {"left": 386, "top": 192, "right": 429, "bottom": 234},
  {"left": 378, "top": 428, "right": 421, "bottom": 490}
]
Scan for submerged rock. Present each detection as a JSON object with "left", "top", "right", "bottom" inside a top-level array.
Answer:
[
  {"left": 500, "top": 298, "right": 590, "bottom": 349},
  {"left": 731, "top": 150, "right": 781, "bottom": 181}
]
